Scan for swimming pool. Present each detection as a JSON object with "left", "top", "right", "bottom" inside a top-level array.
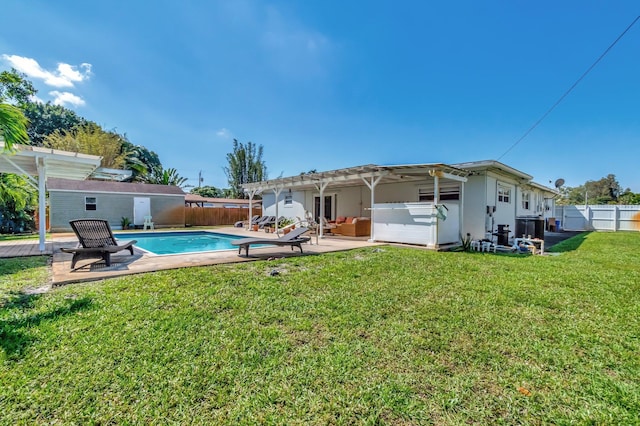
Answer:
[{"left": 114, "top": 231, "right": 258, "bottom": 255}]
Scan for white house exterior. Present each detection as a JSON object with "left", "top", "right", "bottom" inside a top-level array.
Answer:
[{"left": 242, "top": 160, "right": 558, "bottom": 249}]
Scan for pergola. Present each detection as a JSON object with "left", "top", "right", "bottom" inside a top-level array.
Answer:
[
  {"left": 0, "top": 142, "right": 102, "bottom": 251},
  {"left": 242, "top": 163, "right": 468, "bottom": 238}
]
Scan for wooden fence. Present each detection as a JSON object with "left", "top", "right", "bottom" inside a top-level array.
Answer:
[{"left": 184, "top": 207, "right": 262, "bottom": 227}]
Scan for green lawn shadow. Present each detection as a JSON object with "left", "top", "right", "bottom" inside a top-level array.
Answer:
[
  {"left": 0, "top": 293, "right": 93, "bottom": 360},
  {"left": 547, "top": 231, "right": 591, "bottom": 253},
  {"left": 0, "top": 256, "right": 49, "bottom": 277}
]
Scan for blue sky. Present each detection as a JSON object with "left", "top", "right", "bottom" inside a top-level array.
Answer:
[{"left": 2, "top": 1, "right": 639, "bottom": 191}]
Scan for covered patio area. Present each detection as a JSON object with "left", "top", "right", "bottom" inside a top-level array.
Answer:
[
  {"left": 242, "top": 163, "right": 469, "bottom": 249},
  {"left": 0, "top": 142, "right": 102, "bottom": 251}
]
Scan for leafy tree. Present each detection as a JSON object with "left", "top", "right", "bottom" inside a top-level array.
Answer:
[
  {"left": 559, "top": 174, "right": 626, "bottom": 205},
  {"left": 0, "top": 69, "right": 36, "bottom": 106},
  {"left": 23, "top": 101, "right": 91, "bottom": 146},
  {"left": 0, "top": 173, "right": 36, "bottom": 233},
  {"left": 0, "top": 103, "right": 29, "bottom": 151},
  {"left": 190, "top": 185, "right": 225, "bottom": 198},
  {"left": 119, "top": 139, "right": 162, "bottom": 181},
  {"left": 224, "top": 139, "right": 267, "bottom": 198},
  {"left": 0, "top": 173, "right": 34, "bottom": 210},
  {"left": 142, "top": 167, "right": 188, "bottom": 188},
  {"left": 44, "top": 123, "right": 128, "bottom": 169},
  {"left": 618, "top": 190, "right": 640, "bottom": 205}
]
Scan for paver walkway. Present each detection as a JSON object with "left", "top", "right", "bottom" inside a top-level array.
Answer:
[{"left": 0, "top": 240, "right": 52, "bottom": 257}]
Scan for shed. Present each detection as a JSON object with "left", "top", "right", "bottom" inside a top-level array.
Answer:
[{"left": 48, "top": 178, "right": 185, "bottom": 231}]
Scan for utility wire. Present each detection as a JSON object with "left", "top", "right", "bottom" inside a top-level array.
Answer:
[{"left": 497, "top": 15, "right": 640, "bottom": 161}]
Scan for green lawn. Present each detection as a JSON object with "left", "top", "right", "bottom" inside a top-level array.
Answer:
[{"left": 1, "top": 232, "right": 639, "bottom": 424}]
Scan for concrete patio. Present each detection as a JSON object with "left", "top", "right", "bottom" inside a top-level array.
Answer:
[
  {"left": 45, "top": 227, "right": 378, "bottom": 285},
  {"left": 1, "top": 228, "right": 584, "bottom": 286}
]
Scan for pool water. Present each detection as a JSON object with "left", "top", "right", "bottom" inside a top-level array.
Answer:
[{"left": 115, "top": 231, "right": 255, "bottom": 255}]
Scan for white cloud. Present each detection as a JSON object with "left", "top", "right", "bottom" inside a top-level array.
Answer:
[
  {"left": 216, "top": 128, "right": 232, "bottom": 139},
  {"left": 2, "top": 54, "right": 91, "bottom": 88},
  {"left": 49, "top": 91, "right": 85, "bottom": 107}
]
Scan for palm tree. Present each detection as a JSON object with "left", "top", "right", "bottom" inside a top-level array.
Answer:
[
  {"left": 0, "top": 103, "right": 29, "bottom": 151},
  {"left": 0, "top": 174, "right": 34, "bottom": 210},
  {"left": 142, "top": 166, "right": 188, "bottom": 188}
]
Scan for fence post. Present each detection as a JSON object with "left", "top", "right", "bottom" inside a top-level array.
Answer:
[{"left": 613, "top": 205, "right": 618, "bottom": 231}]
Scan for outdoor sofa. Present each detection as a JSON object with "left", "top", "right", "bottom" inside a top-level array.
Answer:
[{"left": 332, "top": 217, "right": 371, "bottom": 237}]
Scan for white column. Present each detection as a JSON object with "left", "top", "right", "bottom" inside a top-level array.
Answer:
[
  {"left": 433, "top": 174, "right": 439, "bottom": 204},
  {"left": 273, "top": 186, "right": 283, "bottom": 233},
  {"left": 459, "top": 181, "right": 465, "bottom": 242},
  {"left": 248, "top": 191, "right": 254, "bottom": 228},
  {"left": 37, "top": 158, "right": 46, "bottom": 252},
  {"left": 317, "top": 180, "right": 329, "bottom": 239},
  {"left": 433, "top": 174, "right": 439, "bottom": 246},
  {"left": 245, "top": 188, "right": 261, "bottom": 229},
  {"left": 362, "top": 174, "right": 384, "bottom": 242}
]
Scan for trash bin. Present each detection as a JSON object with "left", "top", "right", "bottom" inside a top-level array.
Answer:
[{"left": 555, "top": 219, "right": 561, "bottom": 231}]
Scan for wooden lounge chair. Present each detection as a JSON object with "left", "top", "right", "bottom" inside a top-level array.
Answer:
[
  {"left": 231, "top": 227, "right": 310, "bottom": 257},
  {"left": 60, "top": 219, "right": 137, "bottom": 269}
]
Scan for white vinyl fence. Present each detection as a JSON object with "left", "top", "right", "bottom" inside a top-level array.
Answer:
[{"left": 555, "top": 205, "right": 640, "bottom": 232}]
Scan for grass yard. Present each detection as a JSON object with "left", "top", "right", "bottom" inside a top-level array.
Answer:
[{"left": 1, "top": 232, "right": 639, "bottom": 424}]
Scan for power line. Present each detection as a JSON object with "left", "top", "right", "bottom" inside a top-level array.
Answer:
[{"left": 497, "top": 15, "right": 640, "bottom": 161}]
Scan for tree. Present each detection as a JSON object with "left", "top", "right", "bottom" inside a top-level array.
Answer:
[
  {"left": 44, "top": 123, "right": 128, "bottom": 169},
  {"left": 22, "top": 101, "right": 90, "bottom": 146},
  {"left": 224, "top": 139, "right": 267, "bottom": 198},
  {"left": 559, "top": 174, "right": 625, "bottom": 205},
  {"left": 119, "top": 139, "right": 162, "bottom": 182},
  {"left": 190, "top": 185, "right": 225, "bottom": 198},
  {"left": 0, "top": 173, "right": 36, "bottom": 233},
  {"left": 0, "top": 69, "right": 37, "bottom": 106},
  {"left": 0, "top": 103, "right": 29, "bottom": 151},
  {"left": 618, "top": 190, "right": 640, "bottom": 205},
  {"left": 0, "top": 69, "right": 34, "bottom": 151},
  {"left": 141, "top": 167, "right": 188, "bottom": 188}
]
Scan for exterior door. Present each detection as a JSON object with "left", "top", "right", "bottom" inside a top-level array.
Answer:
[
  {"left": 314, "top": 195, "right": 333, "bottom": 222},
  {"left": 133, "top": 197, "right": 151, "bottom": 226}
]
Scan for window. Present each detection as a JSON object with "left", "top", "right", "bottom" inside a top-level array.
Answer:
[
  {"left": 418, "top": 184, "right": 460, "bottom": 201},
  {"left": 497, "top": 185, "right": 511, "bottom": 203},
  {"left": 284, "top": 194, "right": 293, "bottom": 206},
  {"left": 522, "top": 192, "right": 530, "bottom": 210},
  {"left": 85, "top": 196, "right": 97, "bottom": 211}
]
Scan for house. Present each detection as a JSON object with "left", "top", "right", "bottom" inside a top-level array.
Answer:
[
  {"left": 241, "top": 160, "right": 558, "bottom": 249},
  {"left": 48, "top": 178, "right": 185, "bottom": 231}
]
